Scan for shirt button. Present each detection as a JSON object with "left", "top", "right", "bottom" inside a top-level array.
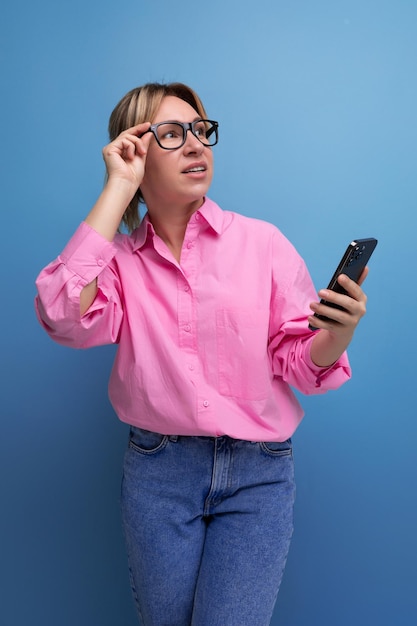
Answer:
[
  {"left": 184, "top": 324, "right": 191, "bottom": 332},
  {"left": 203, "top": 400, "right": 209, "bottom": 407},
  {"left": 184, "top": 285, "right": 190, "bottom": 292},
  {"left": 188, "top": 364, "right": 194, "bottom": 371},
  {"left": 195, "top": 213, "right": 200, "bottom": 221},
  {"left": 187, "top": 241, "right": 194, "bottom": 249},
  {"left": 97, "top": 259, "right": 104, "bottom": 266}
]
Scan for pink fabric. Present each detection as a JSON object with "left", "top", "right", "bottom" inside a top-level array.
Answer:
[{"left": 35, "top": 198, "right": 350, "bottom": 441}]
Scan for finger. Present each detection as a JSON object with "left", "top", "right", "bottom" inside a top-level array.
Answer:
[
  {"left": 314, "top": 288, "right": 366, "bottom": 322},
  {"left": 122, "top": 122, "right": 152, "bottom": 145},
  {"left": 316, "top": 290, "right": 365, "bottom": 319},
  {"left": 309, "top": 301, "right": 347, "bottom": 324},
  {"left": 357, "top": 266, "right": 369, "bottom": 287},
  {"left": 115, "top": 137, "right": 138, "bottom": 161},
  {"left": 118, "top": 133, "right": 149, "bottom": 158},
  {"left": 308, "top": 302, "right": 361, "bottom": 333},
  {"left": 129, "top": 122, "right": 152, "bottom": 136},
  {"left": 107, "top": 130, "right": 150, "bottom": 162},
  {"left": 108, "top": 122, "right": 152, "bottom": 154},
  {"left": 135, "top": 128, "right": 153, "bottom": 153},
  {"left": 307, "top": 313, "right": 343, "bottom": 332},
  {"left": 122, "top": 126, "right": 153, "bottom": 157},
  {"left": 335, "top": 274, "right": 366, "bottom": 301}
]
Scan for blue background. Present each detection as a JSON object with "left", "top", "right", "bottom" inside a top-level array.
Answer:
[{"left": 2, "top": 1, "right": 416, "bottom": 624}]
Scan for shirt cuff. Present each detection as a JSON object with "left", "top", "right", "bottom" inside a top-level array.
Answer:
[{"left": 303, "top": 338, "right": 352, "bottom": 390}]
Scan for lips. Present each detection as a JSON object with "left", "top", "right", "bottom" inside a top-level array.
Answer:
[{"left": 182, "top": 162, "right": 207, "bottom": 174}]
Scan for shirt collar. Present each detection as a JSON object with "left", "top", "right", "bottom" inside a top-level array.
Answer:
[
  {"left": 131, "top": 197, "right": 225, "bottom": 252},
  {"left": 132, "top": 215, "right": 156, "bottom": 251},
  {"left": 197, "top": 197, "right": 224, "bottom": 235}
]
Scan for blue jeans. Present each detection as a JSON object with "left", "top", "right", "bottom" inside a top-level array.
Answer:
[{"left": 121, "top": 428, "right": 295, "bottom": 626}]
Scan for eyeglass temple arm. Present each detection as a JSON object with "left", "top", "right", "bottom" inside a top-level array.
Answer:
[{"left": 205, "top": 122, "right": 218, "bottom": 139}]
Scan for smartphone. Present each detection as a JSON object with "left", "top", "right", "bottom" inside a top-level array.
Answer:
[{"left": 309, "top": 237, "right": 378, "bottom": 330}]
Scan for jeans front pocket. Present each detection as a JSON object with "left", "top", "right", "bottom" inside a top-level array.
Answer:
[
  {"left": 128, "top": 427, "right": 169, "bottom": 455},
  {"left": 260, "top": 439, "right": 293, "bottom": 458}
]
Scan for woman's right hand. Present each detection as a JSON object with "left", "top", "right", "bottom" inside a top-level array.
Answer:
[
  {"left": 82, "top": 123, "right": 153, "bottom": 246},
  {"left": 80, "top": 124, "right": 154, "bottom": 314},
  {"left": 102, "top": 123, "right": 153, "bottom": 191}
]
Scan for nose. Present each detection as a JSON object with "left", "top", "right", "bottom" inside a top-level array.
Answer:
[{"left": 183, "top": 128, "right": 204, "bottom": 153}]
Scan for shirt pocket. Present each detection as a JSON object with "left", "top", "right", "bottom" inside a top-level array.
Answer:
[{"left": 216, "top": 308, "right": 271, "bottom": 400}]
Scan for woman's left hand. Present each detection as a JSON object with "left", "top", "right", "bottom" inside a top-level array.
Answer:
[{"left": 308, "top": 268, "right": 369, "bottom": 339}]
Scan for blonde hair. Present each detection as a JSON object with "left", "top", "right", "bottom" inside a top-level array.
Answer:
[{"left": 108, "top": 82, "right": 209, "bottom": 232}]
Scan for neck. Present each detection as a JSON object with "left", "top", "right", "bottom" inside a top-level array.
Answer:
[{"left": 147, "top": 198, "right": 204, "bottom": 263}]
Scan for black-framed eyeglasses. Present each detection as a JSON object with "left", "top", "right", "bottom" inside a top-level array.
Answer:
[{"left": 142, "top": 119, "right": 219, "bottom": 150}]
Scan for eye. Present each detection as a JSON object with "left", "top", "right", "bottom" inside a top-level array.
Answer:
[
  {"left": 159, "top": 124, "right": 183, "bottom": 140},
  {"left": 194, "top": 121, "right": 207, "bottom": 138}
]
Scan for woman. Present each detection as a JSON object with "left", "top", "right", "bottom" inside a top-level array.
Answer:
[{"left": 35, "top": 82, "right": 368, "bottom": 625}]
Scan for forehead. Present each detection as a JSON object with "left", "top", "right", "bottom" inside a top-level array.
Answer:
[{"left": 153, "top": 95, "right": 200, "bottom": 123}]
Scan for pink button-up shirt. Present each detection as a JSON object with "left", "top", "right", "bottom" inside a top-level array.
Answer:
[{"left": 35, "top": 198, "right": 351, "bottom": 441}]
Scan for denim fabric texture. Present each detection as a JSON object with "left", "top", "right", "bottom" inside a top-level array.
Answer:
[{"left": 121, "top": 427, "right": 295, "bottom": 626}]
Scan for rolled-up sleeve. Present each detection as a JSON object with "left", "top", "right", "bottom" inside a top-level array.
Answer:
[
  {"left": 277, "top": 332, "right": 351, "bottom": 394},
  {"left": 35, "top": 222, "right": 123, "bottom": 348},
  {"left": 268, "top": 234, "right": 351, "bottom": 394}
]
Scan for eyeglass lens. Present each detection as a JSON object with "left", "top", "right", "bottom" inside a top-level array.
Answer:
[{"left": 155, "top": 121, "right": 217, "bottom": 149}]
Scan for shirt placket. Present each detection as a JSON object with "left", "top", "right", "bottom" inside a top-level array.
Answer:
[
  {"left": 178, "top": 215, "right": 212, "bottom": 419},
  {"left": 177, "top": 220, "right": 198, "bottom": 383}
]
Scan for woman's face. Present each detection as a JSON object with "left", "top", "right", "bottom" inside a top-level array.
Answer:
[{"left": 140, "top": 95, "right": 214, "bottom": 212}]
